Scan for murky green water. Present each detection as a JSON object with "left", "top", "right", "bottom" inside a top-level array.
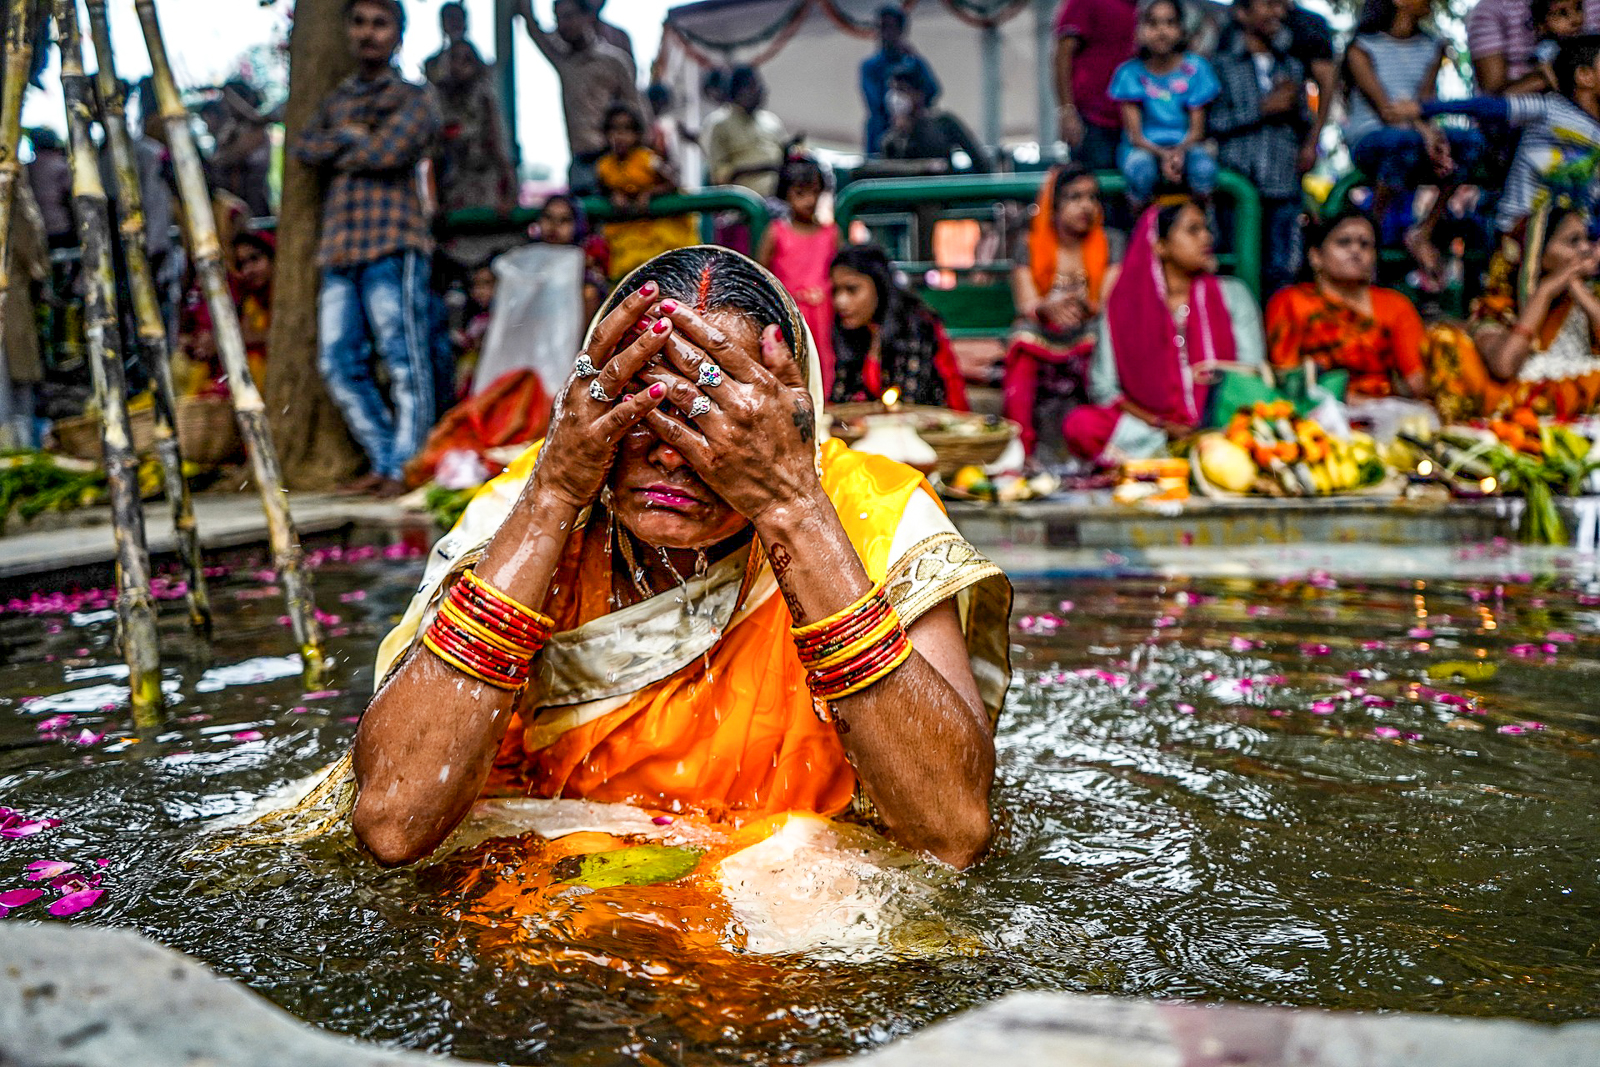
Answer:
[{"left": 2, "top": 538, "right": 1597, "bottom": 1065}]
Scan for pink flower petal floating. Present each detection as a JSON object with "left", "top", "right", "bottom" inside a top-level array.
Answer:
[
  {"left": 1268, "top": 709, "right": 1285, "bottom": 717},
  {"left": 1299, "top": 643, "right": 1332, "bottom": 656},
  {"left": 1229, "top": 636, "right": 1258, "bottom": 652},
  {"left": 230, "top": 730, "right": 265, "bottom": 742},
  {"left": 652, "top": 815, "right": 674, "bottom": 825},
  {"left": 1497, "top": 724, "right": 1526, "bottom": 735},
  {"left": 1310, "top": 700, "right": 1336, "bottom": 715},
  {"left": 338, "top": 590, "right": 367, "bottom": 603},
  {"left": 1372, "top": 726, "right": 1401, "bottom": 738},
  {"left": 1360, "top": 640, "right": 1385, "bottom": 651},
  {"left": 1546, "top": 631, "right": 1576, "bottom": 644},
  {"left": 289, "top": 706, "right": 310, "bottom": 715},
  {"left": 313, "top": 610, "right": 342, "bottom": 626},
  {"left": 25, "top": 860, "right": 75, "bottom": 882},
  {"left": 1408, "top": 627, "right": 1434, "bottom": 639},
  {"left": 1058, "top": 600, "right": 1075, "bottom": 613},
  {"left": 69, "top": 729, "right": 105, "bottom": 746},
  {"left": 1153, "top": 615, "right": 1178, "bottom": 629},
  {"left": 47, "top": 888, "right": 104, "bottom": 917},
  {"left": 0, "top": 816, "right": 60, "bottom": 839},
  {"left": 1362, "top": 695, "right": 1395, "bottom": 708},
  {"left": 303, "top": 690, "right": 343, "bottom": 701},
  {"left": 0, "top": 888, "right": 45, "bottom": 908},
  {"left": 35, "top": 714, "right": 73, "bottom": 732},
  {"left": 1176, "top": 703, "right": 1196, "bottom": 715},
  {"left": 1509, "top": 643, "right": 1541, "bottom": 658}
]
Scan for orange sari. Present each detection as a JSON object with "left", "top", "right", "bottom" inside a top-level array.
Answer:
[{"left": 376, "top": 436, "right": 1011, "bottom": 821}]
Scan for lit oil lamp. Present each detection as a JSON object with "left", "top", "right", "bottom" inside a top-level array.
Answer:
[{"left": 850, "top": 385, "right": 937, "bottom": 472}]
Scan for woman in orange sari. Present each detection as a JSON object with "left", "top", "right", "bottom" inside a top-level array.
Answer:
[
  {"left": 349, "top": 245, "right": 1009, "bottom": 881},
  {"left": 1426, "top": 203, "right": 1600, "bottom": 421},
  {"left": 1266, "top": 210, "right": 1428, "bottom": 401},
  {"left": 1002, "top": 164, "right": 1122, "bottom": 457}
]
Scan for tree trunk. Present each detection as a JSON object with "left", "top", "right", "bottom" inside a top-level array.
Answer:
[{"left": 264, "top": 0, "right": 362, "bottom": 490}]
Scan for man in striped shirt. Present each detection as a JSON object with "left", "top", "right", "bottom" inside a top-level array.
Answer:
[{"left": 1424, "top": 36, "right": 1600, "bottom": 231}]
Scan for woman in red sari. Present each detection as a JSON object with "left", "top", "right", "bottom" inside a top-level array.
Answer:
[
  {"left": 1063, "top": 198, "right": 1264, "bottom": 463},
  {"left": 1002, "top": 164, "right": 1123, "bottom": 457}
]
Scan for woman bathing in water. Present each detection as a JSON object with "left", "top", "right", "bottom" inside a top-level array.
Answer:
[{"left": 348, "top": 246, "right": 1011, "bottom": 871}]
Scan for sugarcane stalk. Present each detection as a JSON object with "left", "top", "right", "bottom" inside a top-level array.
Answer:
[
  {"left": 85, "top": 0, "right": 211, "bottom": 636},
  {"left": 0, "top": 0, "right": 34, "bottom": 396},
  {"left": 55, "top": 0, "right": 163, "bottom": 724},
  {"left": 133, "top": 0, "right": 326, "bottom": 685}
]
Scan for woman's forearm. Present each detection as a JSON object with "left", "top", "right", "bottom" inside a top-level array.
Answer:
[
  {"left": 753, "top": 490, "right": 995, "bottom": 867},
  {"left": 351, "top": 483, "right": 581, "bottom": 865}
]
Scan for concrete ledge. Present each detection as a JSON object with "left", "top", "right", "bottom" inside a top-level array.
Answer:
[
  {"left": 0, "top": 922, "right": 481, "bottom": 1067},
  {"left": 6, "top": 923, "right": 1596, "bottom": 1067},
  {"left": 833, "top": 990, "right": 1600, "bottom": 1067}
]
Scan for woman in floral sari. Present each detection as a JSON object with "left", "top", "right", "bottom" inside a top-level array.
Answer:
[
  {"left": 1266, "top": 210, "right": 1428, "bottom": 400},
  {"left": 1002, "top": 164, "right": 1123, "bottom": 457},
  {"left": 1426, "top": 202, "right": 1600, "bottom": 421}
]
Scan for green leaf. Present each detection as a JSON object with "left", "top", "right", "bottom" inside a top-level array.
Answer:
[{"left": 558, "top": 844, "right": 703, "bottom": 888}]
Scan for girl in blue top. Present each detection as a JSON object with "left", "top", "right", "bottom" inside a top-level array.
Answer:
[{"left": 1108, "top": 0, "right": 1220, "bottom": 205}]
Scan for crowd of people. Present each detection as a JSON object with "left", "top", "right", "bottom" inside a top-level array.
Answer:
[{"left": 7, "top": 0, "right": 1599, "bottom": 492}]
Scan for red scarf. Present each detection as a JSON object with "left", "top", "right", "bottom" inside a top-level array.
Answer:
[{"left": 1106, "top": 207, "right": 1237, "bottom": 428}]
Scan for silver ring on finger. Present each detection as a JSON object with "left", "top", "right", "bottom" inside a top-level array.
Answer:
[
  {"left": 574, "top": 354, "right": 601, "bottom": 378},
  {"left": 687, "top": 395, "right": 711, "bottom": 418},
  {"left": 589, "top": 379, "right": 614, "bottom": 403},
  {"left": 695, "top": 361, "right": 724, "bottom": 388}
]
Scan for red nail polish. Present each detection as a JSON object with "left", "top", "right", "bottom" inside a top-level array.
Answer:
[
  {"left": 649, "top": 383, "right": 665, "bottom": 398},
  {"left": 621, "top": 394, "right": 632, "bottom": 403},
  {"left": 659, "top": 299, "right": 678, "bottom": 314},
  {"left": 652, "top": 319, "right": 671, "bottom": 334},
  {"left": 639, "top": 281, "right": 657, "bottom": 297}
]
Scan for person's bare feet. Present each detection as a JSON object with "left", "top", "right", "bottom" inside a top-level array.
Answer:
[
  {"left": 335, "top": 472, "right": 386, "bottom": 496},
  {"left": 1404, "top": 226, "right": 1443, "bottom": 293},
  {"left": 371, "top": 477, "right": 408, "bottom": 500}
]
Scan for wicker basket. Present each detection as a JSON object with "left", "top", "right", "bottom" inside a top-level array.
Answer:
[
  {"left": 52, "top": 393, "right": 243, "bottom": 469},
  {"left": 827, "top": 402, "right": 1018, "bottom": 478}
]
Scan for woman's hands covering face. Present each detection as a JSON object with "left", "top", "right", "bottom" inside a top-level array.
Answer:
[
  {"left": 530, "top": 282, "right": 674, "bottom": 511},
  {"left": 630, "top": 300, "right": 824, "bottom": 526}
]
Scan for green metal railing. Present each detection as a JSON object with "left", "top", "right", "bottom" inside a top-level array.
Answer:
[
  {"left": 834, "top": 171, "right": 1263, "bottom": 338},
  {"left": 443, "top": 185, "right": 773, "bottom": 249}
]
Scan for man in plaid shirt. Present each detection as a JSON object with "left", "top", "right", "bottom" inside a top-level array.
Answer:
[
  {"left": 295, "top": 0, "right": 441, "bottom": 497},
  {"left": 1208, "top": 0, "right": 1311, "bottom": 297}
]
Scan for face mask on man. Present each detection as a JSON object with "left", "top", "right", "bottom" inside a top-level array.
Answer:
[{"left": 886, "top": 89, "right": 914, "bottom": 119}]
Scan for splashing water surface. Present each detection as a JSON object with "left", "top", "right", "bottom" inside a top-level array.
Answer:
[{"left": 1, "top": 541, "right": 1597, "bottom": 1065}]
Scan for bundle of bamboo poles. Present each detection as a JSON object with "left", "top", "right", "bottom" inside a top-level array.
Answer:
[
  {"left": 52, "top": 0, "right": 163, "bottom": 723},
  {"left": 0, "top": 0, "right": 331, "bottom": 722},
  {"left": 133, "top": 0, "right": 326, "bottom": 686}
]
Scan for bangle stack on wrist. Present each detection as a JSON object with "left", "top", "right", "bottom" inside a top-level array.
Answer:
[
  {"left": 791, "top": 581, "right": 913, "bottom": 717},
  {"left": 422, "top": 569, "right": 554, "bottom": 691}
]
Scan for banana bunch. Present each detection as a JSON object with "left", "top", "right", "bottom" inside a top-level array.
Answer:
[{"left": 1297, "top": 422, "right": 1375, "bottom": 493}]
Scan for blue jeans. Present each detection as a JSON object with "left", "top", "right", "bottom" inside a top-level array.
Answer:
[
  {"left": 1119, "top": 143, "right": 1218, "bottom": 202},
  {"left": 317, "top": 250, "right": 436, "bottom": 481}
]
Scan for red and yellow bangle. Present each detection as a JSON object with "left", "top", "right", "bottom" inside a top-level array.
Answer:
[
  {"left": 790, "top": 580, "right": 914, "bottom": 713},
  {"left": 421, "top": 568, "right": 556, "bottom": 691}
]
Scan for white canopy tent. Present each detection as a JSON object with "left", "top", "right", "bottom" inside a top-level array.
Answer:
[{"left": 657, "top": 0, "right": 1060, "bottom": 174}]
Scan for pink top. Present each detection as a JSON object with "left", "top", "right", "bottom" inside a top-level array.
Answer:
[{"left": 767, "top": 219, "right": 839, "bottom": 310}]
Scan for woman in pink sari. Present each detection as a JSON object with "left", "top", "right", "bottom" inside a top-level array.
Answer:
[{"left": 1063, "top": 198, "right": 1265, "bottom": 463}]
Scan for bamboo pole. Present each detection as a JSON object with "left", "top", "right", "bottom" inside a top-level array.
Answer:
[
  {"left": 54, "top": 0, "right": 163, "bottom": 724},
  {"left": 0, "top": 0, "right": 34, "bottom": 395},
  {"left": 133, "top": 0, "right": 326, "bottom": 685},
  {"left": 85, "top": 0, "right": 212, "bottom": 636}
]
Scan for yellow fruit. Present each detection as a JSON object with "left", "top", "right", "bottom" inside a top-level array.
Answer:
[
  {"left": 951, "top": 465, "right": 987, "bottom": 491},
  {"left": 1197, "top": 433, "right": 1258, "bottom": 492}
]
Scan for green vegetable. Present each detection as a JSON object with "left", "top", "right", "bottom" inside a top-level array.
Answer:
[
  {"left": 424, "top": 484, "right": 476, "bottom": 530},
  {"left": 556, "top": 844, "right": 702, "bottom": 888},
  {"left": 0, "top": 451, "right": 106, "bottom": 531}
]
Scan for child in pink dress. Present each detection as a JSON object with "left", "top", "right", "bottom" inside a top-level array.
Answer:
[{"left": 758, "top": 155, "right": 839, "bottom": 393}]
